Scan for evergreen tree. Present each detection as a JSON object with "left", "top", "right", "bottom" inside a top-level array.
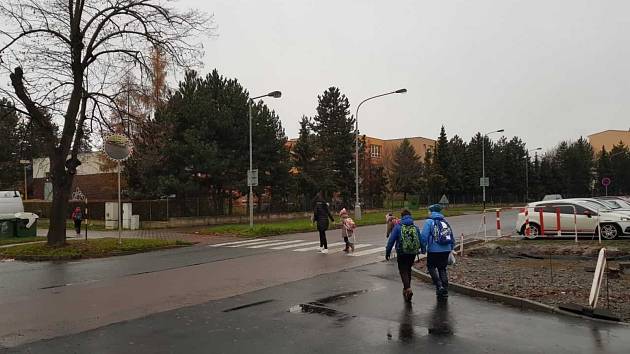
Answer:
[
  {"left": 447, "top": 135, "right": 467, "bottom": 203},
  {"left": 0, "top": 99, "right": 23, "bottom": 190},
  {"left": 292, "top": 116, "right": 320, "bottom": 209},
  {"left": 390, "top": 139, "right": 422, "bottom": 202},
  {"left": 434, "top": 126, "right": 450, "bottom": 189},
  {"left": 596, "top": 147, "right": 612, "bottom": 196},
  {"left": 608, "top": 142, "right": 630, "bottom": 195},
  {"left": 312, "top": 87, "right": 355, "bottom": 206}
]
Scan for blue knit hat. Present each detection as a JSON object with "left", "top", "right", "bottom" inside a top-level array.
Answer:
[{"left": 428, "top": 204, "right": 443, "bottom": 212}]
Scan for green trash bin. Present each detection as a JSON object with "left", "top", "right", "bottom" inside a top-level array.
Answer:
[
  {"left": 16, "top": 218, "right": 37, "bottom": 237},
  {"left": 0, "top": 219, "right": 17, "bottom": 238}
]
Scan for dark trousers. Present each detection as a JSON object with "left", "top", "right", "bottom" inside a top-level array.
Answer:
[
  {"left": 343, "top": 236, "right": 353, "bottom": 247},
  {"left": 427, "top": 252, "right": 450, "bottom": 293},
  {"left": 397, "top": 254, "right": 416, "bottom": 290},
  {"left": 318, "top": 229, "right": 328, "bottom": 249},
  {"left": 74, "top": 220, "right": 82, "bottom": 234}
]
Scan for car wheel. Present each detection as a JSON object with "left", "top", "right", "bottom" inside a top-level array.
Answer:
[
  {"left": 522, "top": 223, "right": 540, "bottom": 239},
  {"left": 599, "top": 223, "right": 620, "bottom": 240}
]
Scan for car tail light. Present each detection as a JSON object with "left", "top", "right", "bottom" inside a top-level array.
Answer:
[{"left": 519, "top": 208, "right": 526, "bottom": 213}]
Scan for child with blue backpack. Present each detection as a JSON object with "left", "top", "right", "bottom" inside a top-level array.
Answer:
[
  {"left": 421, "top": 204, "right": 455, "bottom": 299},
  {"left": 386, "top": 209, "right": 422, "bottom": 302}
]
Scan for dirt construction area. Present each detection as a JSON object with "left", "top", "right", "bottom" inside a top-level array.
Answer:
[{"left": 418, "top": 239, "right": 630, "bottom": 322}]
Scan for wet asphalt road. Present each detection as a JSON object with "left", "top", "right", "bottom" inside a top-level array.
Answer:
[
  {"left": 0, "top": 211, "right": 520, "bottom": 348},
  {"left": 5, "top": 261, "right": 629, "bottom": 354},
  {"left": 1, "top": 211, "right": 517, "bottom": 300}
]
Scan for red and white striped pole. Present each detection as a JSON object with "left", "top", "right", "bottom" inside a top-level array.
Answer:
[
  {"left": 524, "top": 208, "right": 531, "bottom": 237},
  {"left": 496, "top": 209, "right": 502, "bottom": 237},
  {"left": 539, "top": 208, "right": 545, "bottom": 236},
  {"left": 555, "top": 207, "right": 561, "bottom": 237}
]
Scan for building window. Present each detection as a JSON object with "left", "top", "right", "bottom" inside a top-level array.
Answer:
[{"left": 370, "top": 144, "right": 382, "bottom": 158}]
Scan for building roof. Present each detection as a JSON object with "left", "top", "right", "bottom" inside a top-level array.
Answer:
[{"left": 588, "top": 129, "right": 630, "bottom": 137}]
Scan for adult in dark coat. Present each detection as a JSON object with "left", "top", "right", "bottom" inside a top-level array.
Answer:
[{"left": 313, "top": 193, "right": 334, "bottom": 253}]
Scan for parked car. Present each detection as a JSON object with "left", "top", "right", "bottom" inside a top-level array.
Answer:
[
  {"left": 568, "top": 198, "right": 630, "bottom": 216},
  {"left": 541, "top": 194, "right": 563, "bottom": 201},
  {"left": 595, "top": 196, "right": 630, "bottom": 210},
  {"left": 515, "top": 199, "right": 630, "bottom": 239}
]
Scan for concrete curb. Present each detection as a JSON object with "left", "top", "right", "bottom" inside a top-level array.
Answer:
[{"left": 411, "top": 266, "right": 628, "bottom": 326}]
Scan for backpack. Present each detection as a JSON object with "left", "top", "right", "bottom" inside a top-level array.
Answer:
[
  {"left": 400, "top": 224, "right": 420, "bottom": 254},
  {"left": 431, "top": 218, "right": 453, "bottom": 245}
]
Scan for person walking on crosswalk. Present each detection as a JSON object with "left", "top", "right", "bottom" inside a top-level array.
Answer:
[
  {"left": 312, "top": 193, "right": 334, "bottom": 254},
  {"left": 420, "top": 204, "right": 455, "bottom": 299},
  {"left": 385, "top": 209, "right": 422, "bottom": 302}
]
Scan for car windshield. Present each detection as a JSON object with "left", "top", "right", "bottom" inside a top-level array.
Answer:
[
  {"left": 597, "top": 200, "right": 621, "bottom": 209},
  {"left": 577, "top": 201, "right": 606, "bottom": 211}
]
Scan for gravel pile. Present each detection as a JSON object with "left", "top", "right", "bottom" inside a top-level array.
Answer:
[{"left": 417, "top": 245, "right": 630, "bottom": 321}]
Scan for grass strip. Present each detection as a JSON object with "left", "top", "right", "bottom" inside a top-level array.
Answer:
[
  {"left": 200, "top": 207, "right": 477, "bottom": 238},
  {"left": 0, "top": 238, "right": 193, "bottom": 261},
  {"left": 0, "top": 237, "right": 46, "bottom": 246}
]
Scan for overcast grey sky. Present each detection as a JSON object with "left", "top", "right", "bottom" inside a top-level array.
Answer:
[{"left": 179, "top": 0, "right": 630, "bottom": 150}]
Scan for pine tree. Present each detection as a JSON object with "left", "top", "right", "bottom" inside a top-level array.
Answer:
[
  {"left": 0, "top": 99, "right": 23, "bottom": 190},
  {"left": 292, "top": 116, "right": 320, "bottom": 209},
  {"left": 312, "top": 87, "right": 355, "bottom": 207},
  {"left": 434, "top": 126, "right": 450, "bottom": 183},
  {"left": 447, "top": 135, "right": 467, "bottom": 203},
  {"left": 391, "top": 139, "right": 422, "bottom": 202},
  {"left": 609, "top": 142, "right": 630, "bottom": 195}
]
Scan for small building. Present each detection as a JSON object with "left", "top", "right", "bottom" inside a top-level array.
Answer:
[
  {"left": 588, "top": 129, "right": 630, "bottom": 153},
  {"left": 32, "top": 152, "right": 122, "bottom": 201}
]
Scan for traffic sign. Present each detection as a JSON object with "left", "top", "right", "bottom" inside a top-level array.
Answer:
[
  {"left": 479, "top": 177, "right": 489, "bottom": 187},
  {"left": 601, "top": 177, "right": 611, "bottom": 187},
  {"left": 247, "top": 169, "right": 259, "bottom": 186}
]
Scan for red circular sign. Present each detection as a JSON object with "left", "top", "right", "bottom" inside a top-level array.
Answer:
[{"left": 602, "top": 177, "right": 611, "bottom": 187}]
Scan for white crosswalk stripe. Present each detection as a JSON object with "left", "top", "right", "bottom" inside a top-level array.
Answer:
[
  {"left": 349, "top": 247, "right": 386, "bottom": 257},
  {"left": 226, "top": 239, "right": 281, "bottom": 248},
  {"left": 293, "top": 242, "right": 345, "bottom": 252},
  {"left": 246, "top": 240, "right": 304, "bottom": 248},
  {"left": 270, "top": 241, "right": 319, "bottom": 250},
  {"left": 209, "top": 239, "right": 265, "bottom": 247},
  {"left": 208, "top": 238, "right": 394, "bottom": 258},
  {"left": 329, "top": 244, "right": 372, "bottom": 254}
]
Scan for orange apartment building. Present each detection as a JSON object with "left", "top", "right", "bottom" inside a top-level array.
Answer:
[
  {"left": 588, "top": 129, "right": 630, "bottom": 153},
  {"left": 287, "top": 135, "right": 436, "bottom": 175}
]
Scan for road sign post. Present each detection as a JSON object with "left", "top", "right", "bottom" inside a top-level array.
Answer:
[
  {"left": 248, "top": 169, "right": 259, "bottom": 187},
  {"left": 479, "top": 177, "right": 489, "bottom": 187},
  {"left": 602, "top": 177, "right": 611, "bottom": 196},
  {"left": 103, "top": 134, "right": 133, "bottom": 245}
]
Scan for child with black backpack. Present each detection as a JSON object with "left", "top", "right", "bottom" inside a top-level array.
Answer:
[
  {"left": 420, "top": 204, "right": 455, "bottom": 299},
  {"left": 385, "top": 209, "right": 422, "bottom": 302}
]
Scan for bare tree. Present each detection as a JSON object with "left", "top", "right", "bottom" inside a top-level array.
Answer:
[{"left": 0, "top": 0, "right": 213, "bottom": 245}]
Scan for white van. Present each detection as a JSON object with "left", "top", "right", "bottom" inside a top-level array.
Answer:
[{"left": 0, "top": 191, "right": 24, "bottom": 214}]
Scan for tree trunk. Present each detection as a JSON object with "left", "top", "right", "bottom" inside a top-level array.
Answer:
[{"left": 47, "top": 156, "right": 73, "bottom": 246}]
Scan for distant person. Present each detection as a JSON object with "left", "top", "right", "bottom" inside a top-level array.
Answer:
[
  {"left": 339, "top": 208, "right": 356, "bottom": 253},
  {"left": 385, "top": 213, "right": 399, "bottom": 238},
  {"left": 71, "top": 207, "right": 83, "bottom": 236},
  {"left": 420, "top": 204, "right": 455, "bottom": 299},
  {"left": 312, "top": 193, "right": 334, "bottom": 254},
  {"left": 386, "top": 209, "right": 422, "bottom": 302}
]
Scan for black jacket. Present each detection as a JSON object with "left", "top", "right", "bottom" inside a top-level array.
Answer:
[{"left": 313, "top": 201, "right": 334, "bottom": 231}]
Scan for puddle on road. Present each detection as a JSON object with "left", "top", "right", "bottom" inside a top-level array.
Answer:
[{"left": 314, "top": 289, "right": 369, "bottom": 304}]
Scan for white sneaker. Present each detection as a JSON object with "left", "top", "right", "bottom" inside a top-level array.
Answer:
[{"left": 321, "top": 248, "right": 328, "bottom": 254}]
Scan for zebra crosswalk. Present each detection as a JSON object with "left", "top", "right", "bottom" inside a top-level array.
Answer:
[{"left": 209, "top": 238, "right": 391, "bottom": 258}]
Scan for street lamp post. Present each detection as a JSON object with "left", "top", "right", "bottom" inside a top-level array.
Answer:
[
  {"left": 482, "top": 129, "right": 504, "bottom": 210},
  {"left": 249, "top": 91, "right": 282, "bottom": 229},
  {"left": 354, "top": 88, "right": 407, "bottom": 220},
  {"left": 19, "top": 160, "right": 29, "bottom": 200},
  {"left": 525, "top": 147, "right": 542, "bottom": 203}
]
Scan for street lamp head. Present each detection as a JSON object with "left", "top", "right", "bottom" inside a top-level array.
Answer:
[
  {"left": 496, "top": 129, "right": 505, "bottom": 133},
  {"left": 267, "top": 91, "right": 282, "bottom": 98},
  {"left": 394, "top": 88, "right": 407, "bottom": 94},
  {"left": 534, "top": 147, "right": 542, "bottom": 151}
]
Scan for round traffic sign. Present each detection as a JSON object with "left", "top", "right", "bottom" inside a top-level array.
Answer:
[{"left": 602, "top": 177, "right": 611, "bottom": 187}]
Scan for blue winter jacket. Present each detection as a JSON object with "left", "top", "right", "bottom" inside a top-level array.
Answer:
[
  {"left": 385, "top": 215, "right": 421, "bottom": 258},
  {"left": 420, "top": 212, "right": 455, "bottom": 253}
]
